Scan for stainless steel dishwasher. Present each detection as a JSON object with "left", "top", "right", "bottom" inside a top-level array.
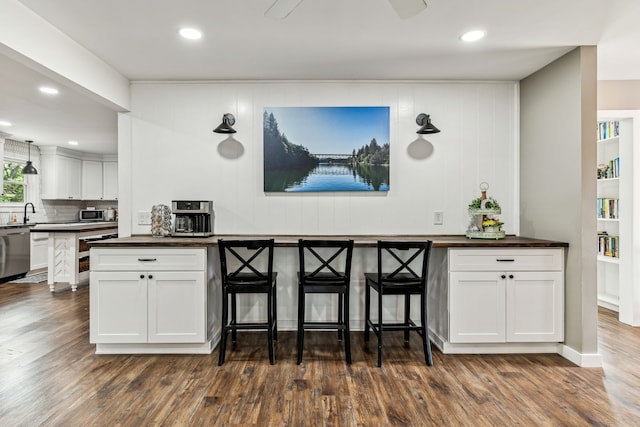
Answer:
[{"left": 0, "top": 225, "right": 31, "bottom": 281}]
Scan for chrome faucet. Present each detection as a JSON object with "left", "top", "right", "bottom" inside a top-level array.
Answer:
[{"left": 24, "top": 202, "right": 35, "bottom": 224}]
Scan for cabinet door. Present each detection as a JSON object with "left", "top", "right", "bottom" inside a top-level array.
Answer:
[
  {"left": 450, "top": 272, "right": 506, "bottom": 343},
  {"left": 147, "top": 271, "right": 206, "bottom": 343},
  {"left": 102, "top": 162, "right": 118, "bottom": 200},
  {"left": 66, "top": 157, "right": 82, "bottom": 199},
  {"left": 82, "top": 160, "right": 103, "bottom": 200},
  {"left": 90, "top": 271, "right": 147, "bottom": 343},
  {"left": 506, "top": 271, "right": 564, "bottom": 342}
]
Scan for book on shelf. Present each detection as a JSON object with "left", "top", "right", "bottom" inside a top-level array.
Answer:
[
  {"left": 597, "top": 198, "right": 619, "bottom": 219},
  {"left": 597, "top": 157, "right": 620, "bottom": 179},
  {"left": 597, "top": 231, "right": 619, "bottom": 258},
  {"left": 598, "top": 120, "right": 620, "bottom": 140}
]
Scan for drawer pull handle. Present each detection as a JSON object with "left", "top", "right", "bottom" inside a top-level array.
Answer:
[
  {"left": 148, "top": 275, "right": 153, "bottom": 279},
  {"left": 140, "top": 274, "right": 145, "bottom": 279},
  {"left": 496, "top": 259, "right": 515, "bottom": 262},
  {"left": 138, "top": 258, "right": 157, "bottom": 262},
  {"left": 509, "top": 274, "right": 514, "bottom": 279},
  {"left": 501, "top": 274, "right": 506, "bottom": 279}
]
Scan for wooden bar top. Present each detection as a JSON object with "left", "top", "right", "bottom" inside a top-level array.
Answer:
[{"left": 89, "top": 234, "right": 568, "bottom": 248}]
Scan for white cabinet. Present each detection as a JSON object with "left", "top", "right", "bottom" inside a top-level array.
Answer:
[
  {"left": 30, "top": 231, "right": 48, "bottom": 270},
  {"left": 40, "top": 153, "right": 82, "bottom": 199},
  {"left": 82, "top": 160, "right": 118, "bottom": 200},
  {"left": 81, "top": 160, "right": 103, "bottom": 200},
  {"left": 102, "top": 161, "right": 118, "bottom": 200},
  {"left": 90, "top": 248, "right": 208, "bottom": 347},
  {"left": 89, "top": 271, "right": 147, "bottom": 343},
  {"left": 449, "top": 248, "right": 564, "bottom": 344}
]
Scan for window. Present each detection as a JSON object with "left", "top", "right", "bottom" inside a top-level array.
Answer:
[{"left": 1, "top": 161, "right": 25, "bottom": 203}]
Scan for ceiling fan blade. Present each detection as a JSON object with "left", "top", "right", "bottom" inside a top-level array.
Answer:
[
  {"left": 387, "top": 0, "right": 428, "bottom": 19},
  {"left": 265, "top": 0, "right": 304, "bottom": 19}
]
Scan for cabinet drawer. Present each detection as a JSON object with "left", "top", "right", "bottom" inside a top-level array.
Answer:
[
  {"left": 91, "top": 248, "right": 205, "bottom": 271},
  {"left": 449, "top": 248, "right": 563, "bottom": 272}
]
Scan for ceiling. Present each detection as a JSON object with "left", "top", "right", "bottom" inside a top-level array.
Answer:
[{"left": 1, "top": 0, "right": 639, "bottom": 154}]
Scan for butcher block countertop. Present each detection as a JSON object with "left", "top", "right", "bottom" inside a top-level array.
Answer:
[{"left": 88, "top": 234, "right": 568, "bottom": 248}]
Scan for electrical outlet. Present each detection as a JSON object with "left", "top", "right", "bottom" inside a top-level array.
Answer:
[
  {"left": 138, "top": 211, "right": 151, "bottom": 225},
  {"left": 434, "top": 211, "right": 444, "bottom": 225}
]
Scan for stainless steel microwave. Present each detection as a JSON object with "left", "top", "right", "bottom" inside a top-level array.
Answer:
[{"left": 79, "top": 209, "right": 105, "bottom": 222}]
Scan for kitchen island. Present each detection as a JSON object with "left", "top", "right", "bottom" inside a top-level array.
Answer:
[
  {"left": 88, "top": 234, "right": 568, "bottom": 356},
  {"left": 32, "top": 222, "right": 118, "bottom": 292}
]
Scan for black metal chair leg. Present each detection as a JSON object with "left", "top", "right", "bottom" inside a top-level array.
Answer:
[
  {"left": 377, "top": 290, "right": 383, "bottom": 368},
  {"left": 364, "top": 280, "right": 371, "bottom": 342},
  {"left": 421, "top": 292, "right": 433, "bottom": 366},
  {"left": 218, "top": 288, "right": 229, "bottom": 366},
  {"left": 404, "top": 294, "right": 411, "bottom": 342},
  {"left": 296, "top": 290, "right": 305, "bottom": 365},
  {"left": 231, "top": 293, "right": 238, "bottom": 343},
  {"left": 273, "top": 280, "right": 278, "bottom": 341},
  {"left": 267, "top": 290, "right": 275, "bottom": 365},
  {"left": 344, "top": 290, "right": 351, "bottom": 364},
  {"left": 337, "top": 293, "right": 344, "bottom": 341}
]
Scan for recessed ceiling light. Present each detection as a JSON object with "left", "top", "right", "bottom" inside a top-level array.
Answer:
[
  {"left": 68, "top": 140, "right": 79, "bottom": 146},
  {"left": 460, "top": 30, "right": 486, "bottom": 42},
  {"left": 39, "top": 86, "right": 59, "bottom": 95},
  {"left": 178, "top": 27, "right": 202, "bottom": 40},
  {"left": 0, "top": 121, "right": 11, "bottom": 127}
]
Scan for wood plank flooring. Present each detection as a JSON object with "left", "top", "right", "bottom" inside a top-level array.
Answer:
[{"left": 1, "top": 281, "right": 639, "bottom": 426}]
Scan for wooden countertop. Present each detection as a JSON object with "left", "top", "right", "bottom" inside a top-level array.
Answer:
[{"left": 88, "top": 234, "right": 568, "bottom": 248}]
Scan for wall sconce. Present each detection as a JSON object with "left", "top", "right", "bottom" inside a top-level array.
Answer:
[
  {"left": 22, "top": 140, "right": 38, "bottom": 175},
  {"left": 213, "top": 113, "right": 237, "bottom": 134},
  {"left": 416, "top": 113, "right": 440, "bottom": 134}
]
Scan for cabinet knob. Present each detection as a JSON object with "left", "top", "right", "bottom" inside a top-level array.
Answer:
[
  {"left": 140, "top": 274, "right": 145, "bottom": 279},
  {"left": 509, "top": 274, "right": 514, "bottom": 279},
  {"left": 148, "top": 275, "right": 153, "bottom": 279},
  {"left": 501, "top": 274, "right": 506, "bottom": 279}
]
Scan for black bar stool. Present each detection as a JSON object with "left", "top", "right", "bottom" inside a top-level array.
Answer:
[
  {"left": 297, "top": 239, "right": 354, "bottom": 365},
  {"left": 364, "top": 240, "right": 433, "bottom": 367},
  {"left": 218, "top": 239, "right": 277, "bottom": 365}
]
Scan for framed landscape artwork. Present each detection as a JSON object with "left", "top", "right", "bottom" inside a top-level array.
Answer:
[{"left": 263, "top": 106, "right": 390, "bottom": 192}]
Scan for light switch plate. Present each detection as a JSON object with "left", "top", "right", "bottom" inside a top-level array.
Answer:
[
  {"left": 138, "top": 211, "right": 151, "bottom": 225},
  {"left": 434, "top": 211, "right": 444, "bottom": 225}
]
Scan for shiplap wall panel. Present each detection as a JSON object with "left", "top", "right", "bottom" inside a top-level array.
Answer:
[{"left": 127, "top": 81, "right": 518, "bottom": 236}]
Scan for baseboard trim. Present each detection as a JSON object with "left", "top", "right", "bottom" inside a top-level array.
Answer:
[{"left": 558, "top": 344, "right": 603, "bottom": 367}]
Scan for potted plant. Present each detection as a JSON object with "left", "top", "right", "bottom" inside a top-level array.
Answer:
[{"left": 482, "top": 217, "right": 504, "bottom": 232}]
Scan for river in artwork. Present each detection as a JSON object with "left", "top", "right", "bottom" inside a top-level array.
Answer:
[{"left": 265, "top": 163, "right": 389, "bottom": 192}]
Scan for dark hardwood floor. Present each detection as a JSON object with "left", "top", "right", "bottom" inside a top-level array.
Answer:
[{"left": 1, "top": 281, "right": 639, "bottom": 426}]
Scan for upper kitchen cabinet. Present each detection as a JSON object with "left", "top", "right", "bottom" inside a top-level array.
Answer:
[
  {"left": 82, "top": 160, "right": 103, "bottom": 200},
  {"left": 40, "top": 148, "right": 82, "bottom": 200},
  {"left": 40, "top": 147, "right": 117, "bottom": 201},
  {"left": 81, "top": 160, "right": 117, "bottom": 200},
  {"left": 102, "top": 161, "right": 118, "bottom": 200}
]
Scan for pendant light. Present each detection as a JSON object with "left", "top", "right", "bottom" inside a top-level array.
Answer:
[{"left": 22, "top": 140, "right": 38, "bottom": 175}]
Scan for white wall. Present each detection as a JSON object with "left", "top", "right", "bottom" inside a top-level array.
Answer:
[
  {"left": 520, "top": 47, "right": 599, "bottom": 363},
  {"left": 121, "top": 81, "right": 518, "bottom": 236}
]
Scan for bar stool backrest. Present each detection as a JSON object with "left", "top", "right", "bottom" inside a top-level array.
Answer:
[
  {"left": 219, "top": 239, "right": 275, "bottom": 283},
  {"left": 377, "top": 240, "right": 433, "bottom": 286},
  {"left": 298, "top": 239, "right": 354, "bottom": 283}
]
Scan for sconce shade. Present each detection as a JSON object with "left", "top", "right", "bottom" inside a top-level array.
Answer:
[
  {"left": 416, "top": 113, "right": 440, "bottom": 134},
  {"left": 213, "top": 113, "right": 237, "bottom": 134},
  {"left": 22, "top": 140, "right": 38, "bottom": 175}
]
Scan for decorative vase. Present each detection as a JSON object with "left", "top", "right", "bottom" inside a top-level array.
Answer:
[{"left": 484, "top": 226, "right": 497, "bottom": 232}]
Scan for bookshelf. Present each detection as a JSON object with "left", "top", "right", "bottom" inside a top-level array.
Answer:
[{"left": 597, "top": 111, "right": 640, "bottom": 326}]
